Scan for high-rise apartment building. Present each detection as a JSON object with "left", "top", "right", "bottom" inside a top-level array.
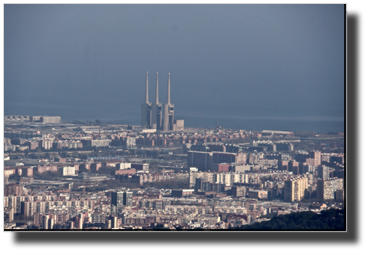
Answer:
[
  {"left": 4, "top": 184, "right": 22, "bottom": 196},
  {"left": 125, "top": 137, "right": 136, "bottom": 149},
  {"left": 43, "top": 216, "right": 55, "bottom": 229},
  {"left": 189, "top": 171, "right": 257, "bottom": 188},
  {"left": 335, "top": 189, "right": 344, "bottom": 202},
  {"left": 309, "top": 151, "right": 322, "bottom": 166},
  {"left": 111, "top": 190, "right": 133, "bottom": 215},
  {"left": 123, "top": 191, "right": 133, "bottom": 207},
  {"left": 317, "top": 165, "right": 331, "bottom": 180},
  {"left": 111, "top": 191, "right": 124, "bottom": 207},
  {"left": 111, "top": 191, "right": 123, "bottom": 216},
  {"left": 316, "top": 178, "right": 344, "bottom": 201},
  {"left": 294, "top": 151, "right": 309, "bottom": 163},
  {"left": 284, "top": 176, "right": 308, "bottom": 202},
  {"left": 288, "top": 160, "right": 299, "bottom": 175},
  {"left": 189, "top": 171, "right": 214, "bottom": 188}
]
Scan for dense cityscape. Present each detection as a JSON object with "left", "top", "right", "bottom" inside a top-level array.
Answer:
[{"left": 3, "top": 73, "right": 345, "bottom": 231}]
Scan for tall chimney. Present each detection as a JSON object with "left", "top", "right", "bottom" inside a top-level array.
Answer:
[
  {"left": 155, "top": 72, "right": 159, "bottom": 104},
  {"left": 167, "top": 73, "right": 171, "bottom": 104},
  {"left": 145, "top": 71, "right": 149, "bottom": 104}
]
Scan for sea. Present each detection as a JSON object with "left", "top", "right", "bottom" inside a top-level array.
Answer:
[{"left": 4, "top": 102, "right": 344, "bottom": 133}]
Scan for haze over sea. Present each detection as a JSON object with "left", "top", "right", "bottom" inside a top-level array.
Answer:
[{"left": 4, "top": 5, "right": 345, "bottom": 133}]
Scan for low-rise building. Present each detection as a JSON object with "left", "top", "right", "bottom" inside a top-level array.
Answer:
[
  {"left": 247, "top": 190, "right": 268, "bottom": 199},
  {"left": 172, "top": 189, "right": 195, "bottom": 197}
]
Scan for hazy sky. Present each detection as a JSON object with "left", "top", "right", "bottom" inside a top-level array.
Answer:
[{"left": 4, "top": 4, "right": 345, "bottom": 127}]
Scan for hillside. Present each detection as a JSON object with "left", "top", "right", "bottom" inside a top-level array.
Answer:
[{"left": 237, "top": 208, "right": 345, "bottom": 230}]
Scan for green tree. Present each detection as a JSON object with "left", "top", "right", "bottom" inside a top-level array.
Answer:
[
  {"left": 78, "top": 153, "right": 88, "bottom": 159},
  {"left": 79, "top": 167, "right": 88, "bottom": 173},
  {"left": 238, "top": 209, "right": 345, "bottom": 230}
]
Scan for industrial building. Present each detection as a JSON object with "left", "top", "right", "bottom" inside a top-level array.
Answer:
[
  {"left": 30, "top": 116, "right": 61, "bottom": 123},
  {"left": 141, "top": 72, "right": 152, "bottom": 128},
  {"left": 261, "top": 130, "right": 294, "bottom": 137},
  {"left": 4, "top": 115, "right": 30, "bottom": 122},
  {"left": 5, "top": 115, "right": 61, "bottom": 123},
  {"left": 140, "top": 72, "right": 183, "bottom": 131},
  {"left": 151, "top": 72, "right": 163, "bottom": 130},
  {"left": 162, "top": 73, "right": 174, "bottom": 131}
]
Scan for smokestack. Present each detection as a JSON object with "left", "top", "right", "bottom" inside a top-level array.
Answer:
[
  {"left": 145, "top": 71, "right": 149, "bottom": 104},
  {"left": 155, "top": 72, "right": 159, "bottom": 104},
  {"left": 167, "top": 73, "right": 171, "bottom": 104}
]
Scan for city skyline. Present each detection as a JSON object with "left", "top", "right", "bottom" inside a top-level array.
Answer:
[{"left": 4, "top": 4, "right": 345, "bottom": 133}]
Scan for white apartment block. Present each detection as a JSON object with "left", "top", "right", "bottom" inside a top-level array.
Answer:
[{"left": 60, "top": 166, "right": 75, "bottom": 176}]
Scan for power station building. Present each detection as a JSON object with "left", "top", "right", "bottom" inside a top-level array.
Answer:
[
  {"left": 140, "top": 72, "right": 183, "bottom": 131},
  {"left": 151, "top": 72, "right": 162, "bottom": 130},
  {"left": 140, "top": 72, "right": 152, "bottom": 128},
  {"left": 162, "top": 73, "right": 175, "bottom": 131}
]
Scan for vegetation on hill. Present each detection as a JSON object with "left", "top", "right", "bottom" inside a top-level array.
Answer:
[{"left": 236, "top": 208, "right": 345, "bottom": 230}]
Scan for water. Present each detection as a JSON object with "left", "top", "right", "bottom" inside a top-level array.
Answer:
[
  {"left": 180, "top": 116, "right": 343, "bottom": 133},
  {"left": 5, "top": 102, "right": 344, "bottom": 133}
]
